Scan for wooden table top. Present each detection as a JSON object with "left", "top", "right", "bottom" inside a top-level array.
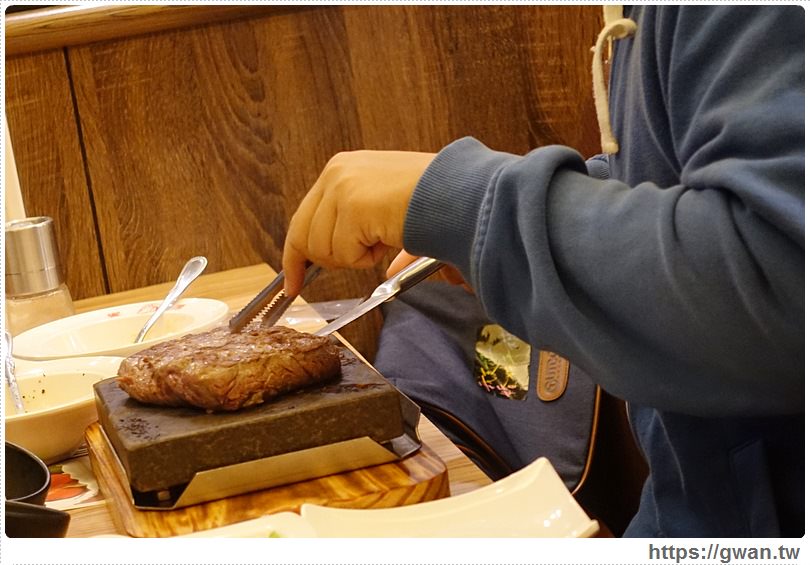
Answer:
[{"left": 67, "top": 263, "right": 491, "bottom": 537}]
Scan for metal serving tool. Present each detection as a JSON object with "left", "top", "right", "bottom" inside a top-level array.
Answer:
[
  {"left": 135, "top": 256, "right": 208, "bottom": 343},
  {"left": 4, "top": 331, "right": 25, "bottom": 414},
  {"left": 314, "top": 256, "right": 443, "bottom": 336},
  {"left": 228, "top": 263, "right": 322, "bottom": 333}
]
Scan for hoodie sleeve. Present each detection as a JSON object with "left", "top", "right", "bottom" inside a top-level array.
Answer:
[{"left": 402, "top": 6, "right": 803, "bottom": 417}]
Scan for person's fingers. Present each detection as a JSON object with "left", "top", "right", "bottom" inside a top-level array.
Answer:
[
  {"left": 284, "top": 187, "right": 321, "bottom": 259},
  {"left": 306, "top": 190, "right": 338, "bottom": 264},
  {"left": 368, "top": 242, "right": 390, "bottom": 265},
  {"left": 385, "top": 249, "right": 473, "bottom": 292},
  {"left": 283, "top": 182, "right": 327, "bottom": 294},
  {"left": 283, "top": 149, "right": 437, "bottom": 289},
  {"left": 440, "top": 266, "right": 474, "bottom": 293},
  {"left": 281, "top": 241, "right": 309, "bottom": 297},
  {"left": 328, "top": 200, "right": 384, "bottom": 268},
  {"left": 386, "top": 250, "right": 420, "bottom": 278}
]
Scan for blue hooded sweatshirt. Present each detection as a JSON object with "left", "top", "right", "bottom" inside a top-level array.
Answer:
[{"left": 402, "top": 6, "right": 804, "bottom": 537}]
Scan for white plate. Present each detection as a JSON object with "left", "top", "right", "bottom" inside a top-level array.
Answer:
[
  {"left": 12, "top": 298, "right": 229, "bottom": 361},
  {"left": 300, "top": 457, "right": 599, "bottom": 537}
]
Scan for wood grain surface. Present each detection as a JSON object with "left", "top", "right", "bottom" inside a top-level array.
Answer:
[
  {"left": 4, "top": 50, "right": 107, "bottom": 298},
  {"left": 4, "top": 5, "right": 300, "bottom": 57},
  {"left": 342, "top": 5, "right": 601, "bottom": 154},
  {"left": 5, "top": 5, "right": 602, "bottom": 360},
  {"left": 86, "top": 421, "right": 450, "bottom": 537}
]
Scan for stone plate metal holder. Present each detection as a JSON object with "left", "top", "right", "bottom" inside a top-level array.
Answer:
[{"left": 96, "top": 390, "right": 421, "bottom": 510}]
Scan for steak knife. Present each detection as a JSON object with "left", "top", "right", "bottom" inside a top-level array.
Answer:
[{"left": 313, "top": 256, "right": 443, "bottom": 336}]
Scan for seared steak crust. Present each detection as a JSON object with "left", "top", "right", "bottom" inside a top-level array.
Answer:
[{"left": 117, "top": 326, "right": 341, "bottom": 411}]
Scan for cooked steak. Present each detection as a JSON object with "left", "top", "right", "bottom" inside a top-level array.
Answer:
[{"left": 117, "top": 326, "right": 341, "bottom": 411}]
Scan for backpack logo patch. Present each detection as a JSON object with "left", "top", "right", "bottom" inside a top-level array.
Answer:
[{"left": 537, "top": 350, "right": 569, "bottom": 402}]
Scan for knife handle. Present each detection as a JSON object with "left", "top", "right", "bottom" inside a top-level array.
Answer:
[{"left": 377, "top": 256, "right": 444, "bottom": 300}]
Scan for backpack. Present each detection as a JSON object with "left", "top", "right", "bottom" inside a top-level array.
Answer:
[{"left": 374, "top": 281, "right": 600, "bottom": 492}]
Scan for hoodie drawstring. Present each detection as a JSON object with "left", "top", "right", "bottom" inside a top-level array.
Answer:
[{"left": 592, "top": 12, "right": 637, "bottom": 154}]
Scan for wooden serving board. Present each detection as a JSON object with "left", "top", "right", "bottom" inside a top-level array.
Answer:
[{"left": 86, "top": 422, "right": 450, "bottom": 537}]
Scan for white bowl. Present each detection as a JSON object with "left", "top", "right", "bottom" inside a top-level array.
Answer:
[
  {"left": 4, "top": 356, "right": 124, "bottom": 463},
  {"left": 11, "top": 298, "right": 229, "bottom": 361}
]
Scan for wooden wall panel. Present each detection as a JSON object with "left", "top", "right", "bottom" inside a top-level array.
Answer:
[
  {"left": 4, "top": 5, "right": 296, "bottom": 56},
  {"left": 343, "top": 5, "right": 601, "bottom": 155},
  {"left": 68, "top": 8, "right": 358, "bottom": 289},
  {"left": 5, "top": 50, "right": 107, "bottom": 299},
  {"left": 66, "top": 7, "right": 383, "bottom": 356},
  {"left": 6, "top": 5, "right": 602, "bottom": 359}
]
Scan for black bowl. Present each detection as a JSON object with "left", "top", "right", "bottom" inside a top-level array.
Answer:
[
  {"left": 5, "top": 442, "right": 50, "bottom": 505},
  {"left": 4, "top": 442, "right": 70, "bottom": 538}
]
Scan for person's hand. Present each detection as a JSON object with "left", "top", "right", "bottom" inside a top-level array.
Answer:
[
  {"left": 386, "top": 250, "right": 474, "bottom": 293},
  {"left": 282, "top": 150, "right": 436, "bottom": 296}
]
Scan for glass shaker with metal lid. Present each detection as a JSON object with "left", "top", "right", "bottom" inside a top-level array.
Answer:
[{"left": 5, "top": 216, "right": 75, "bottom": 336}]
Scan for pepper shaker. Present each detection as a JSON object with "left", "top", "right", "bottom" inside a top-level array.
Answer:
[{"left": 5, "top": 216, "right": 75, "bottom": 336}]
